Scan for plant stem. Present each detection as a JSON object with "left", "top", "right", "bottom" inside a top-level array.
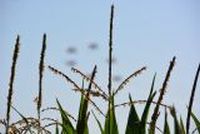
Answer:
[
  {"left": 6, "top": 35, "right": 20, "bottom": 133},
  {"left": 186, "top": 63, "right": 200, "bottom": 134}
]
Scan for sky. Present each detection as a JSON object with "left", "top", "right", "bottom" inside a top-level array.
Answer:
[{"left": 0, "top": 0, "right": 200, "bottom": 133}]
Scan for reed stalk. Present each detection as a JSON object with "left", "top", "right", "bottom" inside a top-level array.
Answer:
[
  {"left": 186, "top": 63, "right": 200, "bottom": 134},
  {"left": 37, "top": 33, "right": 47, "bottom": 129},
  {"left": 149, "top": 56, "right": 176, "bottom": 133},
  {"left": 107, "top": 5, "right": 114, "bottom": 134},
  {"left": 108, "top": 4, "right": 114, "bottom": 97},
  {"left": 6, "top": 35, "right": 21, "bottom": 133}
]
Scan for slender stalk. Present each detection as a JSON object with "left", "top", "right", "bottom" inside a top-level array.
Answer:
[
  {"left": 186, "top": 63, "right": 200, "bottom": 134},
  {"left": 77, "top": 65, "right": 97, "bottom": 134},
  {"left": 149, "top": 56, "right": 176, "bottom": 133},
  {"left": 108, "top": 4, "right": 114, "bottom": 97},
  {"left": 107, "top": 5, "right": 114, "bottom": 134},
  {"left": 6, "top": 35, "right": 21, "bottom": 133},
  {"left": 114, "top": 99, "right": 171, "bottom": 109},
  {"left": 37, "top": 33, "right": 47, "bottom": 129},
  {"left": 113, "top": 66, "right": 146, "bottom": 96}
]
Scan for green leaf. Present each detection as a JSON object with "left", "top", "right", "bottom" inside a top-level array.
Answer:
[
  {"left": 125, "top": 94, "right": 140, "bottom": 134},
  {"left": 92, "top": 111, "right": 104, "bottom": 134},
  {"left": 104, "top": 95, "right": 119, "bottom": 134},
  {"left": 76, "top": 65, "right": 96, "bottom": 134},
  {"left": 180, "top": 117, "right": 185, "bottom": 134},
  {"left": 163, "top": 109, "right": 170, "bottom": 134},
  {"left": 56, "top": 99, "right": 75, "bottom": 134},
  {"left": 84, "top": 112, "right": 90, "bottom": 134},
  {"left": 191, "top": 112, "right": 200, "bottom": 133},
  {"left": 170, "top": 107, "right": 181, "bottom": 134},
  {"left": 55, "top": 123, "right": 59, "bottom": 134},
  {"left": 140, "top": 74, "right": 157, "bottom": 134},
  {"left": 76, "top": 92, "right": 89, "bottom": 134}
]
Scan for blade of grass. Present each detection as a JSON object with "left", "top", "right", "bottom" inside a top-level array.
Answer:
[
  {"left": 180, "top": 117, "right": 186, "bottom": 134},
  {"left": 55, "top": 123, "right": 59, "bottom": 134},
  {"left": 85, "top": 112, "right": 90, "bottom": 134},
  {"left": 125, "top": 94, "right": 140, "bottom": 134},
  {"left": 56, "top": 99, "right": 75, "bottom": 134},
  {"left": 140, "top": 74, "right": 157, "bottom": 134},
  {"left": 186, "top": 63, "right": 200, "bottom": 134},
  {"left": 92, "top": 111, "right": 104, "bottom": 134},
  {"left": 163, "top": 109, "right": 170, "bottom": 134},
  {"left": 76, "top": 65, "right": 97, "bottom": 134},
  {"left": 104, "top": 95, "right": 119, "bottom": 134},
  {"left": 170, "top": 107, "right": 182, "bottom": 134},
  {"left": 191, "top": 112, "right": 200, "bottom": 133}
]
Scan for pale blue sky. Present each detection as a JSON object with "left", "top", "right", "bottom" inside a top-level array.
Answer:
[{"left": 0, "top": 0, "right": 200, "bottom": 133}]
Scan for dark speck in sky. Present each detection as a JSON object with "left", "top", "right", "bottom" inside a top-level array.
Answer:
[
  {"left": 66, "top": 46, "right": 77, "bottom": 54},
  {"left": 66, "top": 60, "right": 77, "bottom": 67},
  {"left": 113, "top": 75, "right": 122, "bottom": 82},
  {"left": 88, "top": 42, "right": 98, "bottom": 50}
]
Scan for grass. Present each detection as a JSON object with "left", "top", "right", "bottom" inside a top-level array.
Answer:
[
  {"left": 149, "top": 56, "right": 176, "bottom": 134},
  {"left": 1, "top": 4, "right": 200, "bottom": 134},
  {"left": 5, "top": 35, "right": 20, "bottom": 134},
  {"left": 37, "top": 33, "right": 47, "bottom": 132}
]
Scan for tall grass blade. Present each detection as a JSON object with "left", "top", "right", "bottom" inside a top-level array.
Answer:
[
  {"left": 180, "top": 117, "right": 186, "bottom": 134},
  {"left": 104, "top": 95, "right": 119, "bottom": 134},
  {"left": 76, "top": 65, "right": 97, "bottom": 134},
  {"left": 55, "top": 123, "right": 59, "bottom": 134},
  {"left": 76, "top": 94, "right": 89, "bottom": 134},
  {"left": 140, "top": 74, "right": 157, "bottom": 134},
  {"left": 186, "top": 63, "right": 200, "bottom": 134},
  {"left": 125, "top": 94, "right": 140, "bottom": 134},
  {"left": 6, "top": 35, "right": 21, "bottom": 133},
  {"left": 170, "top": 107, "right": 182, "bottom": 134},
  {"left": 92, "top": 111, "right": 104, "bottom": 134},
  {"left": 56, "top": 99, "right": 75, "bottom": 134},
  {"left": 191, "top": 112, "right": 200, "bottom": 133},
  {"left": 163, "top": 109, "right": 170, "bottom": 134}
]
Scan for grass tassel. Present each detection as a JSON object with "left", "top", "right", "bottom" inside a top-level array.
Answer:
[
  {"left": 37, "top": 33, "right": 47, "bottom": 128},
  {"left": 6, "top": 35, "right": 21, "bottom": 133},
  {"left": 149, "top": 56, "right": 176, "bottom": 133}
]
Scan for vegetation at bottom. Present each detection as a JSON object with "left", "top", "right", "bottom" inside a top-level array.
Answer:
[{"left": 1, "top": 4, "right": 200, "bottom": 134}]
